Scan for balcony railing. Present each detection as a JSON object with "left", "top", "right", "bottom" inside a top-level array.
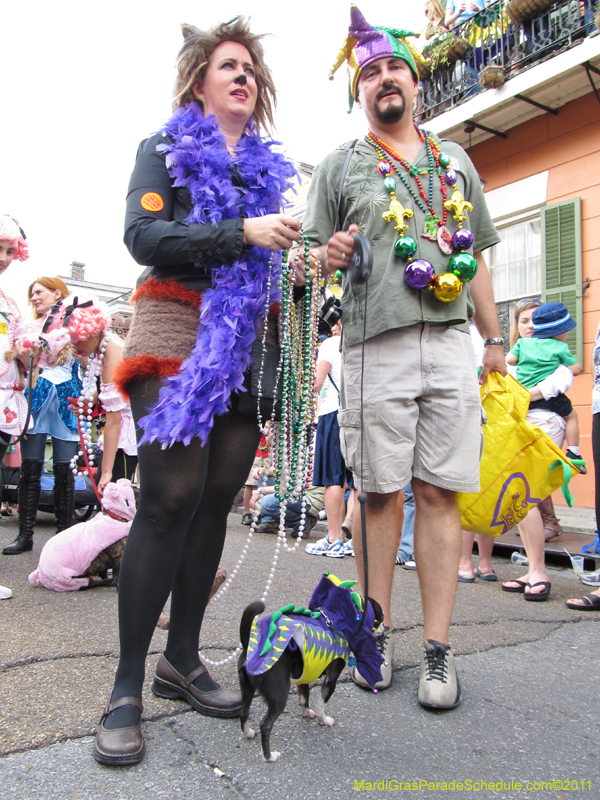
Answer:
[{"left": 419, "top": 0, "right": 597, "bottom": 120}]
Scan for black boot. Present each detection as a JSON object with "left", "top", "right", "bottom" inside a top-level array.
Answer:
[
  {"left": 3, "top": 460, "right": 43, "bottom": 555},
  {"left": 53, "top": 462, "right": 75, "bottom": 533}
]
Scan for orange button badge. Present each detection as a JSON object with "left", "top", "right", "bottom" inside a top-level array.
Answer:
[{"left": 141, "top": 192, "right": 164, "bottom": 212}]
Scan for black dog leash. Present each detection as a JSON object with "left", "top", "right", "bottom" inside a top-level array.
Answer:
[{"left": 346, "top": 233, "right": 372, "bottom": 634}]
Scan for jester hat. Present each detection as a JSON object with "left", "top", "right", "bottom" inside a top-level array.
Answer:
[{"left": 329, "top": 5, "right": 425, "bottom": 111}]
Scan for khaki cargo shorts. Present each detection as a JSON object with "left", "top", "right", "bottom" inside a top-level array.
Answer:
[{"left": 338, "top": 323, "right": 482, "bottom": 495}]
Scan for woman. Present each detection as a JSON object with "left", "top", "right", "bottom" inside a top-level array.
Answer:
[
  {"left": 423, "top": 0, "right": 449, "bottom": 39},
  {"left": 94, "top": 18, "right": 301, "bottom": 766},
  {"left": 501, "top": 299, "right": 570, "bottom": 600},
  {"left": 0, "top": 215, "right": 31, "bottom": 589},
  {"left": 2, "top": 277, "right": 81, "bottom": 555},
  {"left": 66, "top": 303, "right": 137, "bottom": 494}
]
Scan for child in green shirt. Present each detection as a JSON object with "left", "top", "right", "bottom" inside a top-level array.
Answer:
[{"left": 507, "top": 302, "right": 583, "bottom": 468}]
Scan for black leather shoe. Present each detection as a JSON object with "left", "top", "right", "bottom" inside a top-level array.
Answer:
[
  {"left": 152, "top": 654, "right": 242, "bottom": 718},
  {"left": 4, "top": 460, "right": 42, "bottom": 554},
  {"left": 94, "top": 696, "right": 145, "bottom": 766}
]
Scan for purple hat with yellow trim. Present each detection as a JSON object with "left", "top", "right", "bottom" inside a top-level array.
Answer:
[{"left": 329, "top": 5, "right": 426, "bottom": 111}]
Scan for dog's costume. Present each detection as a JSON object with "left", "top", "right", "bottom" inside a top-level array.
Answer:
[
  {"left": 28, "top": 479, "right": 136, "bottom": 592},
  {"left": 246, "top": 573, "right": 384, "bottom": 689}
]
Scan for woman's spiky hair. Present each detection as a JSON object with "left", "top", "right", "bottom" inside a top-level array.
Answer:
[{"left": 173, "top": 16, "right": 276, "bottom": 133}]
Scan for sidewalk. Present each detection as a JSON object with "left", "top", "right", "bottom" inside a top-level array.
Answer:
[{"left": 1, "top": 510, "right": 599, "bottom": 799}]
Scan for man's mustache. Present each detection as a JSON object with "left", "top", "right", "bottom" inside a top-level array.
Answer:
[{"left": 376, "top": 84, "right": 404, "bottom": 101}]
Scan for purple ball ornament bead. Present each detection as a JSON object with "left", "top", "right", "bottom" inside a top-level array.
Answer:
[
  {"left": 404, "top": 259, "right": 435, "bottom": 289},
  {"left": 445, "top": 168, "right": 457, "bottom": 186},
  {"left": 377, "top": 160, "right": 392, "bottom": 176},
  {"left": 452, "top": 228, "right": 474, "bottom": 251}
]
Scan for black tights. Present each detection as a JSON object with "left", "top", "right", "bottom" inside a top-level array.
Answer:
[{"left": 107, "top": 378, "right": 260, "bottom": 727}]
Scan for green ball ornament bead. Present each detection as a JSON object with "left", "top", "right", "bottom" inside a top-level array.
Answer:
[
  {"left": 438, "top": 152, "right": 451, "bottom": 169},
  {"left": 394, "top": 236, "right": 418, "bottom": 259},
  {"left": 384, "top": 176, "right": 396, "bottom": 193},
  {"left": 449, "top": 252, "right": 478, "bottom": 282}
]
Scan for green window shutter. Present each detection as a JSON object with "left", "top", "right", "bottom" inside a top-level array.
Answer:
[{"left": 541, "top": 198, "right": 582, "bottom": 365}]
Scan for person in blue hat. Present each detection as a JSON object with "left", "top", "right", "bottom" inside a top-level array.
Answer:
[{"left": 506, "top": 302, "right": 585, "bottom": 470}]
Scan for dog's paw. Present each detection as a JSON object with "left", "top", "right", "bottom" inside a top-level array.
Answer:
[
  {"left": 301, "top": 708, "right": 316, "bottom": 719},
  {"left": 263, "top": 750, "right": 281, "bottom": 762},
  {"left": 241, "top": 724, "right": 256, "bottom": 739},
  {"left": 318, "top": 714, "right": 335, "bottom": 727}
]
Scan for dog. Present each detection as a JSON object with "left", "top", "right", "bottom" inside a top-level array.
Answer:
[
  {"left": 28, "top": 479, "right": 136, "bottom": 592},
  {"left": 238, "top": 572, "right": 384, "bottom": 761},
  {"left": 82, "top": 536, "right": 127, "bottom": 588}
]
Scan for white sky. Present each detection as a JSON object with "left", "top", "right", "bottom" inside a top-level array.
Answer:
[{"left": 0, "top": 0, "right": 424, "bottom": 312}]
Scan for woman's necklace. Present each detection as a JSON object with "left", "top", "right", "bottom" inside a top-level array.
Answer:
[
  {"left": 70, "top": 334, "right": 109, "bottom": 476},
  {"left": 364, "top": 127, "right": 479, "bottom": 303},
  {"left": 197, "top": 240, "right": 321, "bottom": 669}
]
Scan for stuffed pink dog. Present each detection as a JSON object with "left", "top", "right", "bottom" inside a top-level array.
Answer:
[{"left": 29, "top": 479, "right": 136, "bottom": 592}]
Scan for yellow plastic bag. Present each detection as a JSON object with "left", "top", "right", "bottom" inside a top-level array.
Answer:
[{"left": 458, "top": 371, "right": 577, "bottom": 536}]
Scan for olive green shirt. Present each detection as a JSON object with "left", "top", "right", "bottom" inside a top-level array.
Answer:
[{"left": 302, "top": 137, "right": 500, "bottom": 346}]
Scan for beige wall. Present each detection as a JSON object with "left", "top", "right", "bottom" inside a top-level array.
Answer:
[{"left": 469, "top": 93, "right": 600, "bottom": 507}]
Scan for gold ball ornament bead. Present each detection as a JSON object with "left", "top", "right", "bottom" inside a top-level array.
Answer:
[{"left": 430, "top": 272, "right": 463, "bottom": 303}]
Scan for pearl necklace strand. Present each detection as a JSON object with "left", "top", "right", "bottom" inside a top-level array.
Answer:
[
  {"left": 198, "top": 242, "right": 321, "bottom": 668},
  {"left": 70, "top": 334, "right": 109, "bottom": 476},
  {"left": 0, "top": 289, "right": 18, "bottom": 379}
]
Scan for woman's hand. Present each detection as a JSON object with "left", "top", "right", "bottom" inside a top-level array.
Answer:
[
  {"left": 243, "top": 215, "right": 301, "bottom": 250},
  {"left": 67, "top": 395, "right": 97, "bottom": 417},
  {"left": 14, "top": 338, "right": 40, "bottom": 368},
  {"left": 97, "top": 471, "right": 112, "bottom": 497}
]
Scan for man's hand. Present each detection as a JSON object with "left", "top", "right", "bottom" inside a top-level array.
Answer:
[
  {"left": 325, "top": 224, "right": 360, "bottom": 274},
  {"left": 479, "top": 345, "right": 507, "bottom": 385},
  {"left": 243, "top": 215, "right": 301, "bottom": 250}
]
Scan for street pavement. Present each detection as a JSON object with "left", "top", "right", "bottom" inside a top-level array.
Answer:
[{"left": 0, "top": 509, "right": 599, "bottom": 800}]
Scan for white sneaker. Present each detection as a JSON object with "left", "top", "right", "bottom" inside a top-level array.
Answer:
[
  {"left": 305, "top": 536, "right": 335, "bottom": 555},
  {"left": 342, "top": 540, "right": 355, "bottom": 557},
  {"left": 352, "top": 625, "right": 394, "bottom": 690},
  {"left": 402, "top": 560, "right": 417, "bottom": 571},
  {"left": 0, "top": 585, "right": 13, "bottom": 600},
  {"left": 324, "top": 539, "right": 345, "bottom": 558},
  {"left": 418, "top": 639, "right": 461, "bottom": 709},
  {"left": 580, "top": 569, "right": 600, "bottom": 587}
]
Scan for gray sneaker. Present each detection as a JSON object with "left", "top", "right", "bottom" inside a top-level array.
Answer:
[
  {"left": 352, "top": 625, "right": 394, "bottom": 690},
  {"left": 580, "top": 569, "right": 600, "bottom": 587},
  {"left": 418, "top": 639, "right": 461, "bottom": 710}
]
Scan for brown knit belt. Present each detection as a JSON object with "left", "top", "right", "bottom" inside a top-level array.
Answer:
[{"left": 114, "top": 278, "right": 201, "bottom": 398}]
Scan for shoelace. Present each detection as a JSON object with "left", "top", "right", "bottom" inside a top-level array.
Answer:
[
  {"left": 424, "top": 644, "right": 449, "bottom": 683},
  {"left": 376, "top": 630, "right": 390, "bottom": 657}
]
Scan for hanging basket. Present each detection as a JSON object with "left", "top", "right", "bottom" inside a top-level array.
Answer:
[
  {"left": 479, "top": 64, "right": 505, "bottom": 88},
  {"left": 417, "top": 59, "right": 432, "bottom": 81},
  {"left": 429, "top": 35, "right": 470, "bottom": 74},
  {"left": 505, "top": 0, "right": 554, "bottom": 24}
]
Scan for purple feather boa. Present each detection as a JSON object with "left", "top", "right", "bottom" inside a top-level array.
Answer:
[{"left": 138, "top": 104, "right": 297, "bottom": 447}]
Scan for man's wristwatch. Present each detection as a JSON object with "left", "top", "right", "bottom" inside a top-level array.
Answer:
[{"left": 483, "top": 337, "right": 504, "bottom": 347}]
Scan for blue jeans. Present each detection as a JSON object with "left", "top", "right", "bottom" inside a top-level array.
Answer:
[
  {"left": 21, "top": 434, "right": 78, "bottom": 465},
  {"left": 260, "top": 492, "right": 302, "bottom": 532},
  {"left": 397, "top": 482, "right": 415, "bottom": 562}
]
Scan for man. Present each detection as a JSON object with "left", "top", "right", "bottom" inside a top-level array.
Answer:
[
  {"left": 306, "top": 316, "right": 354, "bottom": 558},
  {"left": 301, "top": 6, "right": 506, "bottom": 707}
]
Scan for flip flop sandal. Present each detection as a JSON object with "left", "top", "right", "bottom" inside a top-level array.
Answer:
[
  {"left": 458, "top": 574, "right": 476, "bottom": 583},
  {"left": 524, "top": 581, "right": 551, "bottom": 601},
  {"left": 475, "top": 568, "right": 497, "bottom": 582},
  {"left": 501, "top": 579, "right": 528, "bottom": 593},
  {"left": 565, "top": 594, "right": 600, "bottom": 610}
]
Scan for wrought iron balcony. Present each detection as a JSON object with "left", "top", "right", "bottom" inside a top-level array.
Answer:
[{"left": 419, "top": 0, "right": 598, "bottom": 120}]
